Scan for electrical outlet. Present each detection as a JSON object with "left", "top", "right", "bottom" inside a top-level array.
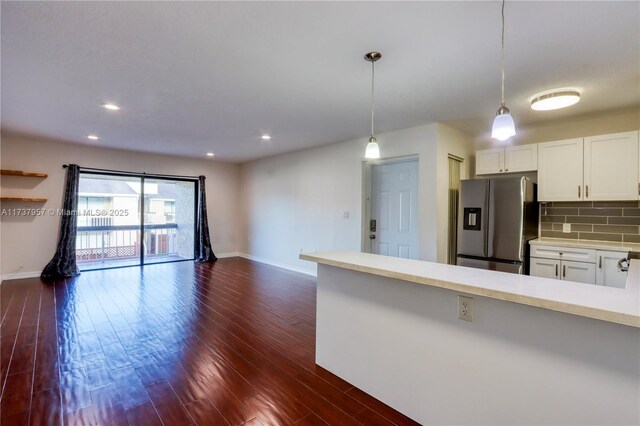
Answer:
[
  {"left": 458, "top": 296, "right": 473, "bottom": 322},
  {"left": 562, "top": 223, "right": 571, "bottom": 233}
]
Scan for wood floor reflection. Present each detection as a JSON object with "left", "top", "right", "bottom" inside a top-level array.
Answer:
[{"left": 0, "top": 258, "right": 419, "bottom": 425}]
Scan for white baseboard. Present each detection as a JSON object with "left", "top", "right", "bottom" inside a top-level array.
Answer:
[
  {"left": 1, "top": 270, "right": 42, "bottom": 282},
  {"left": 237, "top": 253, "right": 317, "bottom": 277},
  {"left": 216, "top": 252, "right": 243, "bottom": 259}
]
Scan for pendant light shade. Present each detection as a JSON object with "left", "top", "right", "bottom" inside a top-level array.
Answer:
[
  {"left": 365, "top": 136, "right": 380, "bottom": 159},
  {"left": 364, "top": 52, "right": 382, "bottom": 159},
  {"left": 492, "top": 106, "right": 516, "bottom": 141},
  {"left": 491, "top": 0, "right": 516, "bottom": 141}
]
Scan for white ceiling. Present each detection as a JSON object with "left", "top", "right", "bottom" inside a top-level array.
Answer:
[{"left": 2, "top": 1, "right": 639, "bottom": 162}]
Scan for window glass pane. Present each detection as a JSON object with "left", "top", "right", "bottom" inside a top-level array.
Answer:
[
  {"left": 143, "top": 179, "right": 195, "bottom": 265},
  {"left": 77, "top": 173, "right": 142, "bottom": 270}
]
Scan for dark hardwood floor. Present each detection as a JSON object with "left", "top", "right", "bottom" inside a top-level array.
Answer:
[{"left": 0, "top": 258, "right": 419, "bottom": 425}]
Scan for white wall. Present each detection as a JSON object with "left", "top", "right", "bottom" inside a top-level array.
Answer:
[
  {"left": 436, "top": 124, "right": 474, "bottom": 263},
  {"left": 0, "top": 134, "right": 242, "bottom": 278},
  {"left": 317, "top": 264, "right": 640, "bottom": 425},
  {"left": 240, "top": 123, "right": 473, "bottom": 274}
]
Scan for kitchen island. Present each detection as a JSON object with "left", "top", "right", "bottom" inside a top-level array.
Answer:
[{"left": 301, "top": 251, "right": 640, "bottom": 425}]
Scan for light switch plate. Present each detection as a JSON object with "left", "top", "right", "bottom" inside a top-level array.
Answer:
[{"left": 562, "top": 223, "right": 571, "bottom": 233}]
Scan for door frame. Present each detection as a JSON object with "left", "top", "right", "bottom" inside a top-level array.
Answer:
[
  {"left": 78, "top": 170, "right": 199, "bottom": 271},
  {"left": 361, "top": 154, "right": 419, "bottom": 254}
]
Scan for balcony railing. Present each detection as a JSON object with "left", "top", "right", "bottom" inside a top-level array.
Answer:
[{"left": 76, "top": 223, "right": 178, "bottom": 263}]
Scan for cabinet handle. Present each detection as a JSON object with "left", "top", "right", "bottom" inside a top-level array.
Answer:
[
  {"left": 499, "top": 169, "right": 503, "bottom": 172},
  {"left": 586, "top": 185, "right": 589, "bottom": 198},
  {"left": 555, "top": 264, "right": 558, "bottom": 277},
  {"left": 578, "top": 185, "right": 581, "bottom": 198},
  {"left": 563, "top": 265, "right": 566, "bottom": 278},
  {"left": 599, "top": 256, "right": 602, "bottom": 269},
  {"left": 505, "top": 168, "right": 508, "bottom": 172}
]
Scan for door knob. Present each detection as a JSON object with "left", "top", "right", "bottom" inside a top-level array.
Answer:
[{"left": 370, "top": 234, "right": 376, "bottom": 239}]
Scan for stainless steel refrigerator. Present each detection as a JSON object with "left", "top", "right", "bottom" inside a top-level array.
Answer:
[{"left": 456, "top": 177, "right": 538, "bottom": 274}]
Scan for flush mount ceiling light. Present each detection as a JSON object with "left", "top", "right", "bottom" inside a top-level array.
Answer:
[
  {"left": 530, "top": 90, "right": 581, "bottom": 111},
  {"left": 206, "top": 152, "right": 215, "bottom": 157},
  {"left": 261, "top": 135, "right": 271, "bottom": 140},
  {"left": 364, "top": 51, "right": 382, "bottom": 159},
  {"left": 491, "top": 0, "right": 516, "bottom": 142},
  {"left": 102, "top": 103, "right": 121, "bottom": 111},
  {"left": 87, "top": 135, "right": 99, "bottom": 140}
]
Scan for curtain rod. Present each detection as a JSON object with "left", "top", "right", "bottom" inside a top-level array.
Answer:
[{"left": 62, "top": 164, "right": 200, "bottom": 180}]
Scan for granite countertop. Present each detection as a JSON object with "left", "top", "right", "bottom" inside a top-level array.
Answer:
[
  {"left": 300, "top": 251, "right": 640, "bottom": 328},
  {"left": 529, "top": 237, "right": 640, "bottom": 252}
]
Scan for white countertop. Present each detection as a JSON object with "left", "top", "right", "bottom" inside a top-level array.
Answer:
[
  {"left": 530, "top": 237, "right": 640, "bottom": 252},
  {"left": 300, "top": 251, "right": 640, "bottom": 328}
]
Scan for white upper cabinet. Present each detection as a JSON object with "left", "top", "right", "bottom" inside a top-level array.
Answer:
[
  {"left": 538, "top": 138, "right": 584, "bottom": 201},
  {"left": 476, "top": 144, "right": 537, "bottom": 175},
  {"left": 584, "top": 131, "right": 639, "bottom": 201},
  {"left": 504, "top": 144, "right": 538, "bottom": 173},
  {"left": 476, "top": 148, "right": 504, "bottom": 175}
]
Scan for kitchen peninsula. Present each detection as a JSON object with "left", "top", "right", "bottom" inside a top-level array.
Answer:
[{"left": 301, "top": 251, "right": 640, "bottom": 425}]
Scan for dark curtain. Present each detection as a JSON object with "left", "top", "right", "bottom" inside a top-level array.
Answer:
[
  {"left": 195, "top": 175, "right": 217, "bottom": 263},
  {"left": 41, "top": 164, "right": 80, "bottom": 280}
]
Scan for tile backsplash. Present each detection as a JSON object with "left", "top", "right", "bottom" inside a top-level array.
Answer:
[{"left": 540, "top": 201, "right": 640, "bottom": 243}]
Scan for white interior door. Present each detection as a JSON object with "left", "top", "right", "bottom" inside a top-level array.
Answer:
[{"left": 370, "top": 159, "right": 419, "bottom": 259}]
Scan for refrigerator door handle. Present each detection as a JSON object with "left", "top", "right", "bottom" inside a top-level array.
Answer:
[
  {"left": 555, "top": 264, "right": 558, "bottom": 277},
  {"left": 487, "top": 181, "right": 495, "bottom": 258}
]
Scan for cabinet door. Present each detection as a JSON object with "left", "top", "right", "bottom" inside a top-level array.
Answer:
[
  {"left": 538, "top": 138, "right": 584, "bottom": 201},
  {"left": 476, "top": 148, "right": 504, "bottom": 175},
  {"left": 584, "top": 131, "right": 639, "bottom": 201},
  {"left": 530, "top": 257, "right": 560, "bottom": 279},
  {"left": 596, "top": 250, "right": 629, "bottom": 288},
  {"left": 505, "top": 144, "right": 538, "bottom": 172},
  {"left": 561, "top": 260, "right": 596, "bottom": 285}
]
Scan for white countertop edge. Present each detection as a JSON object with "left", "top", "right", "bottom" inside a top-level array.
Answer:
[
  {"left": 300, "top": 251, "right": 640, "bottom": 329},
  {"left": 530, "top": 237, "right": 640, "bottom": 252}
]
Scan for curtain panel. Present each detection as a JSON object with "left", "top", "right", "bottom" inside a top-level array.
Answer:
[
  {"left": 195, "top": 175, "right": 217, "bottom": 263},
  {"left": 41, "top": 164, "right": 80, "bottom": 280}
]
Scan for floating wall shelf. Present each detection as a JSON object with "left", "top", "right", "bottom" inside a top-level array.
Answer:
[
  {"left": 1, "top": 169, "right": 48, "bottom": 178},
  {"left": 0, "top": 197, "right": 48, "bottom": 202},
  {"left": 1, "top": 169, "right": 48, "bottom": 202}
]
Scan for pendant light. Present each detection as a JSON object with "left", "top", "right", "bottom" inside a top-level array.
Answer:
[
  {"left": 491, "top": 0, "right": 516, "bottom": 141},
  {"left": 364, "top": 51, "right": 382, "bottom": 159}
]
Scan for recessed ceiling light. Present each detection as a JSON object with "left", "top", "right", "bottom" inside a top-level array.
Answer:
[
  {"left": 261, "top": 135, "right": 271, "bottom": 140},
  {"left": 206, "top": 152, "right": 215, "bottom": 157},
  {"left": 87, "top": 135, "right": 99, "bottom": 140},
  {"left": 530, "top": 90, "right": 581, "bottom": 111},
  {"left": 102, "top": 103, "right": 121, "bottom": 111}
]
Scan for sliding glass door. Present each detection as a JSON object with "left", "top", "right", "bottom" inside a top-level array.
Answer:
[
  {"left": 142, "top": 178, "right": 196, "bottom": 265},
  {"left": 76, "top": 172, "right": 197, "bottom": 271}
]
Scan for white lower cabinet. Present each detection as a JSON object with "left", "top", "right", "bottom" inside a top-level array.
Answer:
[
  {"left": 531, "top": 245, "right": 628, "bottom": 287},
  {"left": 596, "top": 250, "right": 629, "bottom": 288},
  {"left": 531, "top": 257, "right": 596, "bottom": 284},
  {"left": 561, "top": 260, "right": 596, "bottom": 285},
  {"left": 530, "top": 257, "right": 560, "bottom": 279}
]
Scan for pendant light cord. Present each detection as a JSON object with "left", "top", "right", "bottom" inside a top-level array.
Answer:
[
  {"left": 500, "top": 0, "right": 505, "bottom": 107},
  {"left": 371, "top": 59, "right": 375, "bottom": 138}
]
